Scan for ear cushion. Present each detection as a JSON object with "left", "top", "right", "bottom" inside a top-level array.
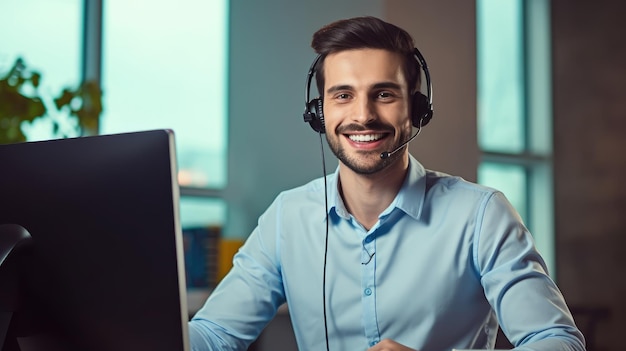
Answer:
[
  {"left": 412, "top": 92, "right": 433, "bottom": 127},
  {"left": 304, "top": 98, "right": 325, "bottom": 133}
]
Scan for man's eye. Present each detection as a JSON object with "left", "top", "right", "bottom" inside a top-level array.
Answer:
[
  {"left": 378, "top": 92, "right": 393, "bottom": 99},
  {"left": 337, "top": 93, "right": 350, "bottom": 99}
]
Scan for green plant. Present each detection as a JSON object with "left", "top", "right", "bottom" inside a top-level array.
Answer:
[{"left": 0, "top": 57, "right": 103, "bottom": 144}]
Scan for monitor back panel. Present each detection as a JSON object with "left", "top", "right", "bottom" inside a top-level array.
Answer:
[{"left": 0, "top": 130, "right": 189, "bottom": 351}]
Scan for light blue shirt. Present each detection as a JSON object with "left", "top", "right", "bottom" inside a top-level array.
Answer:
[{"left": 189, "top": 155, "right": 585, "bottom": 351}]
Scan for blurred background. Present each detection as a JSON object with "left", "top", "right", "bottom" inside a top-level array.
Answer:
[{"left": 1, "top": 0, "right": 623, "bottom": 350}]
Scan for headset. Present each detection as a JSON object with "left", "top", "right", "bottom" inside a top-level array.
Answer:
[{"left": 303, "top": 47, "right": 434, "bottom": 133}]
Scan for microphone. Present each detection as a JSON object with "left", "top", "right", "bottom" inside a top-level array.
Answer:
[{"left": 380, "top": 127, "right": 421, "bottom": 159}]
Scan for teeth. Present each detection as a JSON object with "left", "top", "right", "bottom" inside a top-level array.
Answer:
[{"left": 348, "top": 134, "right": 384, "bottom": 142}]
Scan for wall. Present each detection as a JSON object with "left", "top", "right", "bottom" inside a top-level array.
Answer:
[
  {"left": 552, "top": 1, "right": 626, "bottom": 350},
  {"left": 386, "top": 1, "right": 478, "bottom": 182}
]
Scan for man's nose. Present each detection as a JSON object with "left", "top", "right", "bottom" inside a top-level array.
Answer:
[{"left": 352, "top": 97, "right": 376, "bottom": 124}]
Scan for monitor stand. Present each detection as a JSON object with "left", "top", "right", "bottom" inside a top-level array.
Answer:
[{"left": 0, "top": 224, "right": 32, "bottom": 351}]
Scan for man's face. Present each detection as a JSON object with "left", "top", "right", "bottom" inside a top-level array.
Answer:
[{"left": 322, "top": 48, "right": 412, "bottom": 175}]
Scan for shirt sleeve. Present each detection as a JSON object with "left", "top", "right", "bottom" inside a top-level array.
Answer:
[
  {"left": 188, "top": 197, "right": 286, "bottom": 351},
  {"left": 475, "top": 191, "right": 586, "bottom": 351}
]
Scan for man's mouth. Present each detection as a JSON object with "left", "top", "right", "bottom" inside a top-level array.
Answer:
[{"left": 347, "top": 133, "right": 385, "bottom": 142}]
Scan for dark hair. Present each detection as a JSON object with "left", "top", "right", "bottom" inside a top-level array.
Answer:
[{"left": 311, "top": 16, "right": 420, "bottom": 96}]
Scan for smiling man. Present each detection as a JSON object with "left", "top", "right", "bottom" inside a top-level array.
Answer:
[{"left": 189, "top": 16, "right": 586, "bottom": 351}]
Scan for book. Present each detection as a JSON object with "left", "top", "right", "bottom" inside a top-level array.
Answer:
[{"left": 182, "top": 225, "right": 220, "bottom": 288}]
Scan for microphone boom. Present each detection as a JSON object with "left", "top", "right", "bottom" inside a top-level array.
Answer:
[{"left": 380, "top": 129, "right": 420, "bottom": 159}]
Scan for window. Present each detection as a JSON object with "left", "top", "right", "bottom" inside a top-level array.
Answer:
[
  {"left": 477, "top": 0, "right": 555, "bottom": 275},
  {"left": 101, "top": 0, "right": 228, "bottom": 191},
  {"left": 1, "top": 0, "right": 229, "bottom": 230}
]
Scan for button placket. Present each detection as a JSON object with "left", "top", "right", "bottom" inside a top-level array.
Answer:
[{"left": 360, "top": 232, "right": 380, "bottom": 346}]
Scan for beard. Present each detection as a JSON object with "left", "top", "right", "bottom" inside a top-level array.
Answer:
[{"left": 326, "top": 122, "right": 411, "bottom": 175}]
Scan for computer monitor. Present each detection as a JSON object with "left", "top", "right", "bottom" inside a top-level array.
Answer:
[{"left": 0, "top": 130, "right": 189, "bottom": 351}]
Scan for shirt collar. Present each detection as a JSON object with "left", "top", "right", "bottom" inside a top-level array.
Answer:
[
  {"left": 393, "top": 154, "right": 427, "bottom": 220},
  {"left": 325, "top": 155, "right": 427, "bottom": 221}
]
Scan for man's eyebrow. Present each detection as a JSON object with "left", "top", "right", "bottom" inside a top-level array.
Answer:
[
  {"left": 326, "top": 84, "right": 353, "bottom": 95},
  {"left": 325, "top": 82, "right": 403, "bottom": 95}
]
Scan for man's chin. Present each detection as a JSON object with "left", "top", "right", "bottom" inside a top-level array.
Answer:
[{"left": 341, "top": 157, "right": 389, "bottom": 175}]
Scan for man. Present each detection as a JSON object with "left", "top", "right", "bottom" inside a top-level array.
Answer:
[{"left": 189, "top": 16, "right": 585, "bottom": 351}]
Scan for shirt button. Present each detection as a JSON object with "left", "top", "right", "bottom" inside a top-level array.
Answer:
[
  {"left": 364, "top": 288, "right": 372, "bottom": 296},
  {"left": 370, "top": 340, "right": 378, "bottom": 346}
]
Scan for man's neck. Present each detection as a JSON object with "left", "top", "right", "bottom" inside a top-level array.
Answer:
[{"left": 338, "top": 155, "right": 409, "bottom": 231}]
